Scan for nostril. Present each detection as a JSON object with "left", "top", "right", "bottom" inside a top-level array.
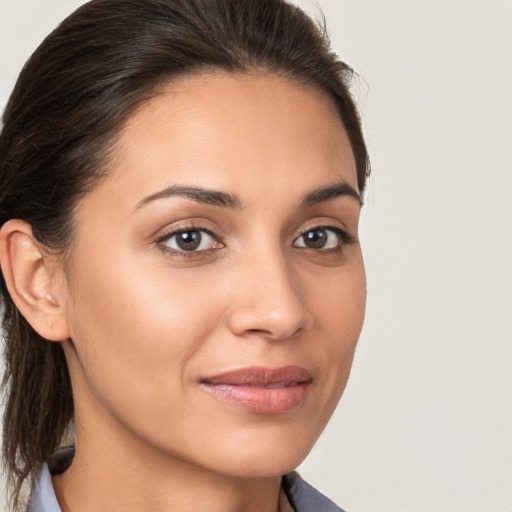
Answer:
[{"left": 245, "top": 326, "right": 304, "bottom": 341}]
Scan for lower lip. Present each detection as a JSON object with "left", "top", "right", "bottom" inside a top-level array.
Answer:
[{"left": 201, "top": 382, "right": 311, "bottom": 414}]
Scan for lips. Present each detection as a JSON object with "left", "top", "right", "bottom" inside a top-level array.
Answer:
[{"left": 201, "top": 366, "right": 312, "bottom": 414}]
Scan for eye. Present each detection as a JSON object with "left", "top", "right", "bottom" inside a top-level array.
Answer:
[
  {"left": 159, "top": 229, "right": 221, "bottom": 253},
  {"left": 293, "top": 227, "right": 348, "bottom": 250}
]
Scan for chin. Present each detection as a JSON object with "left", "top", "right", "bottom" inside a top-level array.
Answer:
[
  {"left": 198, "top": 427, "right": 318, "bottom": 478},
  {"left": 217, "top": 452, "right": 308, "bottom": 479}
]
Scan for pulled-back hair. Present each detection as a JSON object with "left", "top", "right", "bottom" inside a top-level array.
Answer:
[{"left": 0, "top": 0, "right": 370, "bottom": 508}]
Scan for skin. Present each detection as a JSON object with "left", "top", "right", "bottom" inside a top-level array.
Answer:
[{"left": 0, "top": 72, "right": 366, "bottom": 512}]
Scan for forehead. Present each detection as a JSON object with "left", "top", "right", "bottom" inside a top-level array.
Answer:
[{"left": 84, "top": 72, "right": 357, "bottom": 214}]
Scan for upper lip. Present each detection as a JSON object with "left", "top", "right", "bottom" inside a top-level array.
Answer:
[{"left": 201, "top": 365, "right": 312, "bottom": 387}]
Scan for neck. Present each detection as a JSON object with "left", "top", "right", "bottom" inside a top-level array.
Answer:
[{"left": 53, "top": 410, "right": 282, "bottom": 512}]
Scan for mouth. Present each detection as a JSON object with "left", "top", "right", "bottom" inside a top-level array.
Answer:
[{"left": 200, "top": 366, "right": 312, "bottom": 414}]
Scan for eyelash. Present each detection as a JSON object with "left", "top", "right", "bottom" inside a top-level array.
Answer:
[{"left": 155, "top": 224, "right": 355, "bottom": 258}]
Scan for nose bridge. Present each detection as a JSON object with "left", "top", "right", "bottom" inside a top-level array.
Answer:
[{"left": 227, "top": 242, "right": 312, "bottom": 340}]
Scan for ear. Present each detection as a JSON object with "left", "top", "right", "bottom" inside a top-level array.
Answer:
[{"left": 0, "top": 219, "right": 70, "bottom": 341}]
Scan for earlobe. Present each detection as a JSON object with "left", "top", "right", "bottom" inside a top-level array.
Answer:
[{"left": 0, "top": 219, "right": 70, "bottom": 341}]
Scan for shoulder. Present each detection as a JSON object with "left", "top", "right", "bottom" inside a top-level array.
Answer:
[{"left": 282, "top": 471, "right": 348, "bottom": 512}]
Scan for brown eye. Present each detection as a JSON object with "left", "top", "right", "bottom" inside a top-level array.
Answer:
[
  {"left": 294, "top": 227, "right": 342, "bottom": 250},
  {"left": 161, "top": 229, "right": 219, "bottom": 252},
  {"left": 303, "top": 229, "right": 327, "bottom": 248},
  {"left": 175, "top": 231, "right": 202, "bottom": 250}
]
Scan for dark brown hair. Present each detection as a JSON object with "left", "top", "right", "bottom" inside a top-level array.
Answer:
[{"left": 0, "top": 0, "right": 370, "bottom": 508}]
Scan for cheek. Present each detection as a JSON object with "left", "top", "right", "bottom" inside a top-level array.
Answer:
[
  {"left": 308, "top": 252, "right": 366, "bottom": 340},
  {"left": 64, "top": 247, "right": 224, "bottom": 417},
  {"left": 306, "top": 256, "right": 366, "bottom": 393}
]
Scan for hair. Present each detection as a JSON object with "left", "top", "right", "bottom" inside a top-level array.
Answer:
[{"left": 0, "top": 0, "right": 370, "bottom": 508}]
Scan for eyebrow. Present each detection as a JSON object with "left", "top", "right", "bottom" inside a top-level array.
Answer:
[
  {"left": 135, "top": 180, "right": 361, "bottom": 211},
  {"left": 300, "top": 181, "right": 362, "bottom": 207},
  {"left": 135, "top": 185, "right": 243, "bottom": 210}
]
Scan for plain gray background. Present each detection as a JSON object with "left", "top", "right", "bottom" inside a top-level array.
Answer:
[{"left": 1, "top": 1, "right": 511, "bottom": 511}]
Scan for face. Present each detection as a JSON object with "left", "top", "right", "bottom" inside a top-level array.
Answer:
[{"left": 59, "top": 72, "right": 366, "bottom": 477}]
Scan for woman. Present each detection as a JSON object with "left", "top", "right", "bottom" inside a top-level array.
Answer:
[{"left": 0, "top": 0, "right": 370, "bottom": 510}]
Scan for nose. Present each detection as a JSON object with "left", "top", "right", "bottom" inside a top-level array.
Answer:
[{"left": 226, "top": 253, "right": 313, "bottom": 341}]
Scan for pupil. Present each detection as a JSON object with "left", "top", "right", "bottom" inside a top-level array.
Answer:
[
  {"left": 176, "top": 231, "right": 201, "bottom": 250},
  {"left": 305, "top": 229, "right": 327, "bottom": 249}
]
